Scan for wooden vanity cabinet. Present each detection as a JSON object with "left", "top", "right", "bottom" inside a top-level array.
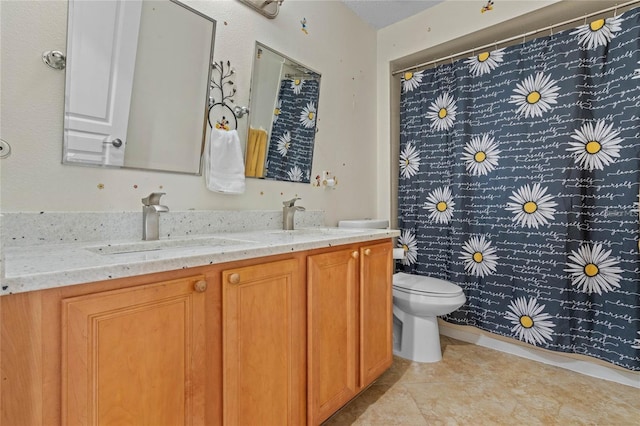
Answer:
[
  {"left": 61, "top": 275, "right": 208, "bottom": 425},
  {"left": 221, "top": 258, "right": 306, "bottom": 426},
  {"left": 307, "top": 241, "right": 393, "bottom": 425},
  {"left": 0, "top": 239, "right": 393, "bottom": 426}
]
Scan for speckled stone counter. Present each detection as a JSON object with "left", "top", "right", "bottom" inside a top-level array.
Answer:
[{"left": 1, "top": 211, "right": 399, "bottom": 296}]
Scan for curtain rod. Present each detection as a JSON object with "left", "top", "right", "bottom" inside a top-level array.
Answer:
[{"left": 392, "top": 0, "right": 640, "bottom": 76}]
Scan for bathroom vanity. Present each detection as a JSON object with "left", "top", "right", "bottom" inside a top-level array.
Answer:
[{"left": 0, "top": 217, "right": 398, "bottom": 425}]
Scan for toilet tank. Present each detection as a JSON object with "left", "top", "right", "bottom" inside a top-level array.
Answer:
[{"left": 337, "top": 219, "right": 389, "bottom": 229}]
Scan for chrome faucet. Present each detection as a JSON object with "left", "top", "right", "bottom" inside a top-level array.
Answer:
[
  {"left": 282, "top": 197, "right": 305, "bottom": 230},
  {"left": 142, "top": 192, "right": 169, "bottom": 240}
]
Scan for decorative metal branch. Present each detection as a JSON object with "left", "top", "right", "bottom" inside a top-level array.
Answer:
[{"left": 209, "top": 60, "right": 236, "bottom": 107}]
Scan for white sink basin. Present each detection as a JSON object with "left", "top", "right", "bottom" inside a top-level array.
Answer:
[
  {"left": 265, "top": 228, "right": 365, "bottom": 236},
  {"left": 86, "top": 236, "right": 255, "bottom": 255},
  {"left": 337, "top": 219, "right": 389, "bottom": 229}
]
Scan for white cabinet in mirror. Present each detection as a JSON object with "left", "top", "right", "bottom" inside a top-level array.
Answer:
[
  {"left": 244, "top": 42, "right": 321, "bottom": 183},
  {"left": 62, "top": 0, "right": 216, "bottom": 175}
]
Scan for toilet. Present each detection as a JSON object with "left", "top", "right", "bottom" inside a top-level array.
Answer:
[
  {"left": 338, "top": 219, "right": 467, "bottom": 363},
  {"left": 392, "top": 272, "right": 466, "bottom": 363}
]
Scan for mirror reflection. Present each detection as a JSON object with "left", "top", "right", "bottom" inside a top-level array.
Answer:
[
  {"left": 62, "top": 0, "right": 215, "bottom": 175},
  {"left": 245, "top": 43, "right": 321, "bottom": 183}
]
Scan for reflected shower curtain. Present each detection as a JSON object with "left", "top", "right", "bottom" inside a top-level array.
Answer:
[
  {"left": 265, "top": 78, "right": 319, "bottom": 182},
  {"left": 398, "top": 8, "right": 640, "bottom": 370}
]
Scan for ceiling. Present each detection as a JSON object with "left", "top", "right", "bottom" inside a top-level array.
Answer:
[{"left": 341, "top": 0, "right": 445, "bottom": 30}]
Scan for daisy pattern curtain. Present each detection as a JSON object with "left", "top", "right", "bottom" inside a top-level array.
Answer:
[
  {"left": 265, "top": 78, "right": 319, "bottom": 182},
  {"left": 398, "top": 8, "right": 640, "bottom": 370}
]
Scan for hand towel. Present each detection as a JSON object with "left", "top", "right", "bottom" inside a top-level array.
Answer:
[
  {"left": 204, "top": 128, "right": 246, "bottom": 194},
  {"left": 255, "top": 130, "right": 267, "bottom": 178},
  {"left": 244, "top": 127, "right": 268, "bottom": 178},
  {"left": 244, "top": 127, "right": 260, "bottom": 177}
]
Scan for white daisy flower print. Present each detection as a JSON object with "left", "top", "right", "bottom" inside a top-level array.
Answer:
[
  {"left": 276, "top": 131, "right": 291, "bottom": 157},
  {"left": 424, "top": 186, "right": 455, "bottom": 224},
  {"left": 291, "top": 79, "right": 304, "bottom": 94},
  {"left": 461, "top": 134, "right": 501, "bottom": 176},
  {"left": 426, "top": 93, "right": 457, "bottom": 131},
  {"left": 505, "top": 297, "right": 555, "bottom": 346},
  {"left": 402, "top": 70, "right": 424, "bottom": 92},
  {"left": 571, "top": 16, "right": 623, "bottom": 50},
  {"left": 299, "top": 102, "right": 316, "bottom": 128},
  {"left": 287, "top": 165, "right": 304, "bottom": 181},
  {"left": 398, "top": 229, "right": 418, "bottom": 266},
  {"left": 509, "top": 73, "right": 560, "bottom": 118},
  {"left": 632, "top": 331, "right": 640, "bottom": 349},
  {"left": 459, "top": 235, "right": 499, "bottom": 278},
  {"left": 505, "top": 183, "right": 558, "bottom": 229},
  {"left": 273, "top": 99, "right": 282, "bottom": 122},
  {"left": 567, "top": 120, "right": 623, "bottom": 171},
  {"left": 465, "top": 49, "right": 505, "bottom": 76},
  {"left": 564, "top": 243, "right": 624, "bottom": 295},
  {"left": 399, "top": 143, "right": 421, "bottom": 179}
]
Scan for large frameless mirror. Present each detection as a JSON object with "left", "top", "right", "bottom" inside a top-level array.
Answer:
[
  {"left": 62, "top": 0, "right": 215, "bottom": 175},
  {"left": 244, "top": 42, "right": 321, "bottom": 183}
]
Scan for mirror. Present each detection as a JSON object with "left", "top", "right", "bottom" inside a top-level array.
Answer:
[
  {"left": 62, "top": 0, "right": 215, "bottom": 175},
  {"left": 244, "top": 43, "right": 321, "bottom": 183}
]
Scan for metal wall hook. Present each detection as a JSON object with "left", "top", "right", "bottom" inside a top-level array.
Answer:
[
  {"left": 42, "top": 50, "right": 66, "bottom": 70},
  {"left": 0, "top": 139, "right": 11, "bottom": 159},
  {"left": 234, "top": 105, "right": 250, "bottom": 118}
]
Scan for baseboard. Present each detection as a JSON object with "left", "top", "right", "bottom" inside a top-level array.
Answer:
[{"left": 439, "top": 321, "right": 640, "bottom": 389}]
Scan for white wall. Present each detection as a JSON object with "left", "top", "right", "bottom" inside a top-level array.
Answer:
[
  {"left": 0, "top": 0, "right": 377, "bottom": 226},
  {"left": 374, "top": 0, "right": 562, "bottom": 220}
]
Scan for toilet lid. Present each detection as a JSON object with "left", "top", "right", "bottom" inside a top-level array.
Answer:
[{"left": 393, "top": 272, "right": 463, "bottom": 296}]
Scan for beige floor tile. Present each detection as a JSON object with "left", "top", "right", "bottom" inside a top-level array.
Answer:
[{"left": 322, "top": 336, "right": 640, "bottom": 426}]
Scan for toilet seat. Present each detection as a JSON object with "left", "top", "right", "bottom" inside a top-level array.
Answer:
[{"left": 393, "top": 272, "right": 463, "bottom": 297}]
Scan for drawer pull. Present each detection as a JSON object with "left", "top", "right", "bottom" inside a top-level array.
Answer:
[
  {"left": 194, "top": 280, "right": 208, "bottom": 293},
  {"left": 228, "top": 273, "right": 240, "bottom": 284},
  {"left": 351, "top": 251, "right": 359, "bottom": 259},
  {"left": 364, "top": 248, "right": 372, "bottom": 256}
]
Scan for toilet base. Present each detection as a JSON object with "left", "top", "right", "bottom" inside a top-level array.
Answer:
[{"left": 393, "top": 306, "right": 443, "bottom": 363}]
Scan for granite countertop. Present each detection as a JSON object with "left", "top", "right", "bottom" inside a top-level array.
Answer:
[{"left": 2, "top": 227, "right": 400, "bottom": 296}]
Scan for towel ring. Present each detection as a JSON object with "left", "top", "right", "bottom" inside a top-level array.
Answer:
[{"left": 208, "top": 102, "right": 238, "bottom": 130}]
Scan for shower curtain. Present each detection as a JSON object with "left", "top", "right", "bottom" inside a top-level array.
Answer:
[
  {"left": 398, "top": 7, "right": 640, "bottom": 371},
  {"left": 265, "top": 78, "right": 319, "bottom": 182}
]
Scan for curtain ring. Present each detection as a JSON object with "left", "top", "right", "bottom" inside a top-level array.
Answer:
[
  {"left": 614, "top": 5, "right": 618, "bottom": 17},
  {"left": 550, "top": 26, "right": 554, "bottom": 36}
]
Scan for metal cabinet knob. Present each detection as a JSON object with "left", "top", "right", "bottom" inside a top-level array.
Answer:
[
  {"left": 194, "top": 280, "right": 208, "bottom": 293},
  {"left": 228, "top": 273, "right": 240, "bottom": 284},
  {"left": 351, "top": 251, "right": 359, "bottom": 259},
  {"left": 364, "top": 248, "right": 372, "bottom": 256}
]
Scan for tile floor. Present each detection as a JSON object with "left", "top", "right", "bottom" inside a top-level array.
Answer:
[{"left": 323, "top": 336, "right": 640, "bottom": 425}]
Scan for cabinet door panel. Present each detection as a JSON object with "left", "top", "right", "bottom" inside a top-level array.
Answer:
[
  {"left": 307, "top": 249, "right": 359, "bottom": 425},
  {"left": 222, "top": 258, "right": 304, "bottom": 426},
  {"left": 360, "top": 242, "right": 393, "bottom": 388},
  {"left": 62, "top": 275, "right": 206, "bottom": 426}
]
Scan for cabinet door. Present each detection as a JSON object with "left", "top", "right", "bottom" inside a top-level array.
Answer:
[
  {"left": 307, "top": 248, "right": 359, "bottom": 425},
  {"left": 359, "top": 242, "right": 393, "bottom": 389},
  {"left": 62, "top": 275, "right": 207, "bottom": 425},
  {"left": 222, "top": 258, "right": 305, "bottom": 426}
]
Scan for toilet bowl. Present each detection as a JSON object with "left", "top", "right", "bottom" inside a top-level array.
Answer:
[
  {"left": 392, "top": 272, "right": 466, "bottom": 363},
  {"left": 337, "top": 219, "right": 466, "bottom": 363}
]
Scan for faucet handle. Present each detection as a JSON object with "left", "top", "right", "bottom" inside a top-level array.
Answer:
[
  {"left": 142, "top": 192, "right": 166, "bottom": 206},
  {"left": 283, "top": 197, "right": 302, "bottom": 207}
]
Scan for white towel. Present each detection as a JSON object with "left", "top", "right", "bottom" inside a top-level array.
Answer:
[{"left": 204, "top": 128, "right": 246, "bottom": 194}]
